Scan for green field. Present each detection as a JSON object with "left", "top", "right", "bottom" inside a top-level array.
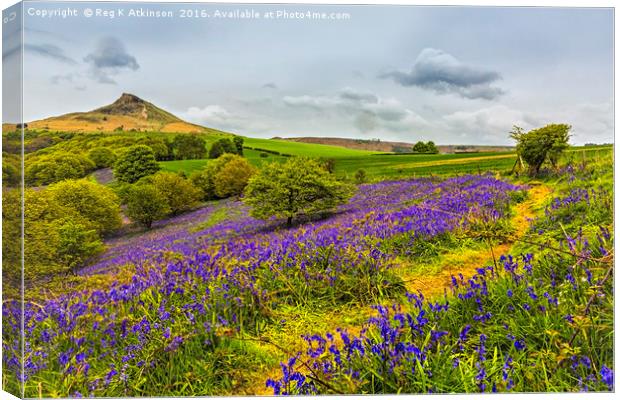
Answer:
[
  {"left": 161, "top": 144, "right": 613, "bottom": 179},
  {"left": 160, "top": 149, "right": 288, "bottom": 174},
  {"left": 242, "top": 137, "right": 380, "bottom": 157}
]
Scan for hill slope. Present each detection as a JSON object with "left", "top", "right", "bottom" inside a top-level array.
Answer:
[{"left": 26, "top": 93, "right": 223, "bottom": 134}]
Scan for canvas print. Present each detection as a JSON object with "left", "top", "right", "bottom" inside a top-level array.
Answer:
[{"left": 1, "top": 1, "right": 614, "bottom": 397}]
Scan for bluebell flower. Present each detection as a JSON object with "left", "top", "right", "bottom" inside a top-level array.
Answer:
[{"left": 601, "top": 365, "right": 613, "bottom": 390}]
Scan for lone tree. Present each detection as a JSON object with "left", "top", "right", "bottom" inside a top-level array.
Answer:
[
  {"left": 412, "top": 141, "right": 439, "bottom": 154},
  {"left": 125, "top": 184, "right": 170, "bottom": 229},
  {"left": 114, "top": 145, "right": 160, "bottom": 183},
  {"left": 412, "top": 141, "right": 429, "bottom": 153},
  {"left": 510, "top": 124, "right": 571, "bottom": 176},
  {"left": 425, "top": 141, "right": 439, "bottom": 154},
  {"left": 244, "top": 157, "right": 355, "bottom": 227}
]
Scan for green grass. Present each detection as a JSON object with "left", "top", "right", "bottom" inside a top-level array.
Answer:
[
  {"left": 159, "top": 149, "right": 288, "bottom": 174},
  {"left": 242, "top": 137, "right": 380, "bottom": 158},
  {"left": 159, "top": 159, "right": 211, "bottom": 174},
  {"left": 159, "top": 145, "right": 613, "bottom": 180}
]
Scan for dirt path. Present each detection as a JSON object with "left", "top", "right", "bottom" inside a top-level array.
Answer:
[{"left": 402, "top": 183, "right": 552, "bottom": 298}]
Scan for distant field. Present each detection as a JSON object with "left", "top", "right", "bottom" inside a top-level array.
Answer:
[
  {"left": 160, "top": 148, "right": 288, "bottom": 174},
  {"left": 160, "top": 144, "right": 612, "bottom": 178},
  {"left": 242, "top": 137, "right": 380, "bottom": 158}
]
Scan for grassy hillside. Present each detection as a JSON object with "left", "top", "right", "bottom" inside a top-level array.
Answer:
[{"left": 25, "top": 93, "right": 221, "bottom": 134}]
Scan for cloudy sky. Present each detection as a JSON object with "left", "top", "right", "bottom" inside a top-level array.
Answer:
[{"left": 4, "top": 2, "right": 614, "bottom": 145}]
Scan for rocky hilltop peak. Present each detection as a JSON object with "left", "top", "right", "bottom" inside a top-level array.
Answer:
[{"left": 25, "top": 93, "right": 221, "bottom": 134}]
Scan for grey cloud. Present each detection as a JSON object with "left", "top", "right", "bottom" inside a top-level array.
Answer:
[
  {"left": 283, "top": 88, "right": 427, "bottom": 134},
  {"left": 84, "top": 37, "right": 139, "bottom": 84},
  {"left": 381, "top": 48, "right": 505, "bottom": 100},
  {"left": 354, "top": 110, "right": 379, "bottom": 133},
  {"left": 25, "top": 43, "right": 76, "bottom": 64},
  {"left": 262, "top": 82, "right": 278, "bottom": 89}
]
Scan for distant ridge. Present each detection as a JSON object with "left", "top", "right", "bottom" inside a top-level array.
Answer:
[{"left": 25, "top": 93, "right": 226, "bottom": 134}]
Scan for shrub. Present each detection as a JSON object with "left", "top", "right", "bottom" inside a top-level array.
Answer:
[
  {"left": 213, "top": 156, "right": 256, "bottom": 198},
  {"left": 190, "top": 168, "right": 216, "bottom": 201},
  {"left": 88, "top": 147, "right": 116, "bottom": 168},
  {"left": 510, "top": 124, "right": 571, "bottom": 176},
  {"left": 354, "top": 168, "right": 367, "bottom": 184},
  {"left": 149, "top": 172, "right": 202, "bottom": 215},
  {"left": 113, "top": 145, "right": 160, "bottom": 183},
  {"left": 324, "top": 158, "right": 336, "bottom": 174},
  {"left": 125, "top": 184, "right": 170, "bottom": 229},
  {"left": 244, "top": 157, "right": 355, "bottom": 226},
  {"left": 172, "top": 134, "right": 207, "bottom": 160},
  {"left": 55, "top": 218, "right": 103, "bottom": 274},
  {"left": 143, "top": 138, "right": 170, "bottom": 161},
  {"left": 46, "top": 179, "right": 123, "bottom": 235},
  {"left": 20, "top": 185, "right": 111, "bottom": 279},
  {"left": 190, "top": 154, "right": 252, "bottom": 200},
  {"left": 25, "top": 154, "right": 95, "bottom": 186},
  {"left": 2, "top": 156, "right": 20, "bottom": 187}
]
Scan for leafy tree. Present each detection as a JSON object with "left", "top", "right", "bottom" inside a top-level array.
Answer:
[
  {"left": 125, "top": 184, "right": 170, "bottom": 229},
  {"left": 233, "top": 136, "right": 244, "bottom": 155},
  {"left": 412, "top": 141, "right": 429, "bottom": 153},
  {"left": 55, "top": 218, "right": 103, "bottom": 274},
  {"left": 17, "top": 186, "right": 110, "bottom": 279},
  {"left": 510, "top": 124, "right": 571, "bottom": 176},
  {"left": 426, "top": 141, "right": 439, "bottom": 154},
  {"left": 149, "top": 172, "right": 202, "bottom": 215},
  {"left": 88, "top": 147, "right": 117, "bottom": 168},
  {"left": 164, "top": 138, "right": 175, "bottom": 161},
  {"left": 209, "top": 138, "right": 236, "bottom": 159},
  {"left": 2, "top": 189, "right": 22, "bottom": 284},
  {"left": 244, "top": 157, "right": 355, "bottom": 226},
  {"left": 209, "top": 140, "right": 224, "bottom": 159},
  {"left": 46, "top": 179, "right": 123, "bottom": 235},
  {"left": 143, "top": 138, "right": 170, "bottom": 161},
  {"left": 2, "top": 156, "right": 20, "bottom": 187},
  {"left": 354, "top": 169, "right": 367, "bottom": 184},
  {"left": 172, "top": 134, "right": 207, "bottom": 160},
  {"left": 25, "top": 154, "right": 95, "bottom": 186},
  {"left": 190, "top": 168, "right": 216, "bottom": 201},
  {"left": 220, "top": 138, "right": 236, "bottom": 154},
  {"left": 190, "top": 154, "right": 254, "bottom": 200},
  {"left": 213, "top": 155, "right": 256, "bottom": 198},
  {"left": 113, "top": 145, "right": 160, "bottom": 183}
]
